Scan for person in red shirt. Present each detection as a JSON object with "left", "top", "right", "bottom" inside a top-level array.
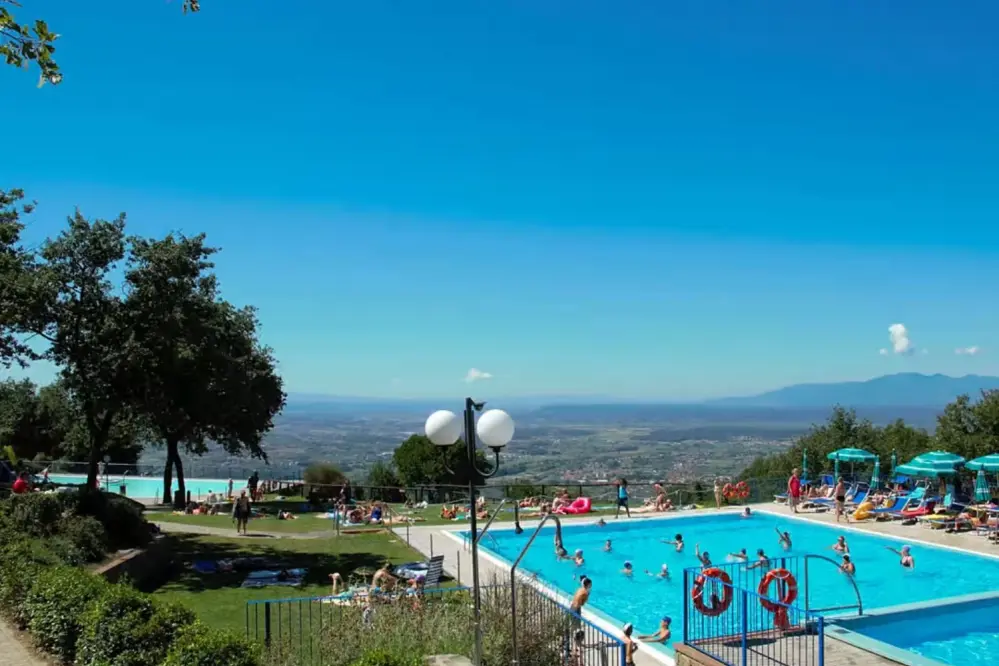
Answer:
[
  {"left": 11, "top": 472, "right": 31, "bottom": 495},
  {"left": 787, "top": 468, "right": 801, "bottom": 514}
]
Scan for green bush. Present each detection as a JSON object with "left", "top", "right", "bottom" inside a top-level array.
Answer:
[
  {"left": 352, "top": 649, "right": 423, "bottom": 666},
  {"left": 4, "top": 492, "right": 66, "bottom": 537},
  {"left": 0, "top": 539, "right": 63, "bottom": 628},
  {"left": 58, "top": 515, "right": 109, "bottom": 563},
  {"left": 67, "top": 489, "right": 150, "bottom": 550},
  {"left": 163, "top": 623, "right": 262, "bottom": 666},
  {"left": 76, "top": 585, "right": 195, "bottom": 666},
  {"left": 25, "top": 565, "right": 107, "bottom": 662}
]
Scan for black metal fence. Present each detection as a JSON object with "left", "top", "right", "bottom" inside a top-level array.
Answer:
[
  {"left": 246, "top": 584, "right": 625, "bottom": 666},
  {"left": 681, "top": 554, "right": 862, "bottom": 666}
]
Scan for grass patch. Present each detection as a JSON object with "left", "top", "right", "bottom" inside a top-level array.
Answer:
[{"left": 147, "top": 532, "right": 445, "bottom": 635}]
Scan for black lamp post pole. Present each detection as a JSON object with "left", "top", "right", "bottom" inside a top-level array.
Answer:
[{"left": 463, "top": 397, "right": 485, "bottom": 666}]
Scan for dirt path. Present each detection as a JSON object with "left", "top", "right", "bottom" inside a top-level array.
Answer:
[{"left": 0, "top": 621, "right": 49, "bottom": 666}]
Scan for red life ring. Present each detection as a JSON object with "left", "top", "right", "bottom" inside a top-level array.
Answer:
[
  {"left": 691, "top": 567, "right": 734, "bottom": 617},
  {"left": 757, "top": 568, "right": 798, "bottom": 630},
  {"left": 735, "top": 481, "right": 750, "bottom": 499}
]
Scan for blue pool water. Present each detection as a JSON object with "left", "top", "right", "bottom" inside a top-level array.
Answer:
[
  {"left": 834, "top": 594, "right": 999, "bottom": 665},
  {"left": 47, "top": 474, "right": 234, "bottom": 499},
  {"left": 477, "top": 511, "right": 999, "bottom": 657}
]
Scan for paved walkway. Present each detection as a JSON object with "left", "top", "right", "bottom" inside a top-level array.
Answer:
[{"left": 0, "top": 620, "right": 48, "bottom": 666}]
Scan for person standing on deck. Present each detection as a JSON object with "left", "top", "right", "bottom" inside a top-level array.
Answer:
[
  {"left": 616, "top": 479, "right": 631, "bottom": 519},
  {"left": 787, "top": 468, "right": 802, "bottom": 513}
]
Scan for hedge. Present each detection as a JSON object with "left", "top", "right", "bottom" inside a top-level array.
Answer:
[{"left": 0, "top": 489, "right": 263, "bottom": 666}]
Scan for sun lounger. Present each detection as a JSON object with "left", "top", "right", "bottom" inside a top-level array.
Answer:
[{"left": 393, "top": 555, "right": 444, "bottom": 586}]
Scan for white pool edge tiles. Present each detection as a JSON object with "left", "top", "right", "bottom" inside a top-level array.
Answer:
[{"left": 439, "top": 527, "right": 676, "bottom": 666}]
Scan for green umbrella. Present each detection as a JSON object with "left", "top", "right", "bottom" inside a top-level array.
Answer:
[
  {"left": 967, "top": 454, "right": 999, "bottom": 473},
  {"left": 895, "top": 451, "right": 966, "bottom": 478},
  {"left": 975, "top": 469, "right": 991, "bottom": 503},
  {"left": 870, "top": 458, "right": 881, "bottom": 490},
  {"left": 827, "top": 448, "right": 878, "bottom": 463}
]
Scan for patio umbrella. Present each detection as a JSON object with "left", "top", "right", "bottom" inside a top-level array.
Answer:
[
  {"left": 827, "top": 448, "right": 877, "bottom": 480},
  {"left": 895, "top": 451, "right": 966, "bottom": 478},
  {"left": 967, "top": 454, "right": 999, "bottom": 473},
  {"left": 801, "top": 449, "right": 808, "bottom": 482},
  {"left": 870, "top": 458, "right": 881, "bottom": 490},
  {"left": 975, "top": 469, "right": 992, "bottom": 503}
]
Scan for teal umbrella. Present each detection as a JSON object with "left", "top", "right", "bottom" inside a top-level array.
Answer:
[
  {"left": 827, "top": 448, "right": 877, "bottom": 480},
  {"left": 975, "top": 470, "right": 991, "bottom": 503},
  {"left": 870, "top": 458, "right": 881, "bottom": 490},
  {"left": 967, "top": 454, "right": 999, "bottom": 473},
  {"left": 895, "top": 451, "right": 966, "bottom": 478}
]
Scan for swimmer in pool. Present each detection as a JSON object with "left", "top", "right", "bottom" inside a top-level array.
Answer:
[
  {"left": 638, "top": 617, "right": 672, "bottom": 644},
  {"left": 621, "top": 561, "right": 634, "bottom": 577},
  {"left": 604, "top": 539, "right": 613, "bottom": 552},
  {"left": 743, "top": 507, "right": 752, "bottom": 518},
  {"left": 776, "top": 528, "right": 792, "bottom": 550},
  {"left": 662, "top": 533, "right": 684, "bottom": 552},
  {"left": 597, "top": 518, "right": 607, "bottom": 527},
  {"left": 645, "top": 564, "right": 670, "bottom": 580},
  {"left": 728, "top": 548, "right": 749, "bottom": 562},
  {"left": 840, "top": 554, "right": 856, "bottom": 576},
  {"left": 746, "top": 549, "right": 770, "bottom": 570},
  {"left": 695, "top": 544, "right": 712, "bottom": 569},
  {"left": 886, "top": 545, "right": 914, "bottom": 569},
  {"left": 574, "top": 549, "right": 585, "bottom": 566},
  {"left": 832, "top": 535, "right": 849, "bottom": 554}
]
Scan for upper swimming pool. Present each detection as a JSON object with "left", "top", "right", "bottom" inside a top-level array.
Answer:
[
  {"left": 474, "top": 510, "right": 999, "bottom": 657},
  {"left": 47, "top": 474, "right": 233, "bottom": 500}
]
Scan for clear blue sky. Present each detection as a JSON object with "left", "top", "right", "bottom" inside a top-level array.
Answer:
[{"left": 5, "top": 0, "right": 999, "bottom": 399}]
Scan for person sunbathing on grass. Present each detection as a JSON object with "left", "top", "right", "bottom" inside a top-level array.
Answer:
[{"left": 328, "top": 572, "right": 344, "bottom": 596}]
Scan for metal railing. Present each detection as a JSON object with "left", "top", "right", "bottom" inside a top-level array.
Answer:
[
  {"left": 245, "top": 583, "right": 625, "bottom": 666},
  {"left": 681, "top": 554, "right": 862, "bottom": 666}
]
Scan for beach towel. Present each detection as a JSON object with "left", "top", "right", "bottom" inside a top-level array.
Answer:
[
  {"left": 192, "top": 560, "right": 218, "bottom": 574},
  {"left": 241, "top": 577, "right": 305, "bottom": 589},
  {"left": 246, "top": 568, "right": 307, "bottom": 580}
]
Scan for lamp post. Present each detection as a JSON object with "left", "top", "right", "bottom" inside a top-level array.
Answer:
[{"left": 425, "top": 398, "right": 515, "bottom": 666}]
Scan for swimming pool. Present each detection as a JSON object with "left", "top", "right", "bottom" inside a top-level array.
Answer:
[
  {"left": 828, "top": 591, "right": 999, "bottom": 666},
  {"left": 47, "top": 474, "right": 235, "bottom": 500},
  {"left": 473, "top": 510, "right": 999, "bottom": 658}
]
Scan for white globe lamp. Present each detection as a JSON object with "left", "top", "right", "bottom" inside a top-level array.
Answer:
[
  {"left": 477, "top": 409, "right": 515, "bottom": 450},
  {"left": 425, "top": 410, "right": 462, "bottom": 447}
]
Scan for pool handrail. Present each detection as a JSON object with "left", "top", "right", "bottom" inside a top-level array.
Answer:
[
  {"left": 473, "top": 498, "right": 508, "bottom": 546},
  {"left": 509, "top": 513, "right": 563, "bottom": 666},
  {"left": 804, "top": 553, "right": 863, "bottom": 616}
]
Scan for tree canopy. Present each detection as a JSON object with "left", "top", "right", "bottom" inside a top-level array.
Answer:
[
  {"left": 740, "top": 393, "right": 999, "bottom": 480},
  {"left": 392, "top": 434, "right": 492, "bottom": 488},
  {"left": 0, "top": 192, "right": 285, "bottom": 491},
  {"left": 2, "top": 0, "right": 198, "bottom": 87}
]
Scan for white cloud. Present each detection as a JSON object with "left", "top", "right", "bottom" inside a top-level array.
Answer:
[
  {"left": 955, "top": 346, "right": 981, "bottom": 356},
  {"left": 885, "top": 323, "right": 915, "bottom": 356},
  {"left": 464, "top": 368, "right": 493, "bottom": 383}
]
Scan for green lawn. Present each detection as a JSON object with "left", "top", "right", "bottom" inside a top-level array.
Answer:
[{"left": 147, "top": 531, "right": 439, "bottom": 635}]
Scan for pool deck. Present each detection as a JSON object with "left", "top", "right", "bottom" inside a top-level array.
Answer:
[{"left": 395, "top": 508, "right": 909, "bottom": 666}]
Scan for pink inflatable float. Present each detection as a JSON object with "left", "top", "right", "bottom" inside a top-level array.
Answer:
[{"left": 560, "top": 497, "right": 592, "bottom": 514}]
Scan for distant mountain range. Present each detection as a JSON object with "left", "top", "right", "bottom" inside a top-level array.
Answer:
[{"left": 708, "top": 373, "right": 999, "bottom": 408}]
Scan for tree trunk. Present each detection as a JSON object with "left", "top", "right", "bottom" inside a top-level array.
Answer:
[
  {"left": 162, "top": 451, "right": 174, "bottom": 505},
  {"left": 173, "top": 445, "right": 187, "bottom": 504}
]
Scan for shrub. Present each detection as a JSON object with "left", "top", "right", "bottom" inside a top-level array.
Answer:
[
  {"left": 0, "top": 539, "right": 63, "bottom": 628},
  {"left": 68, "top": 489, "right": 150, "bottom": 550},
  {"left": 25, "top": 565, "right": 107, "bottom": 662},
  {"left": 303, "top": 462, "right": 346, "bottom": 486},
  {"left": 76, "top": 585, "right": 195, "bottom": 666},
  {"left": 163, "top": 622, "right": 262, "bottom": 666},
  {"left": 57, "top": 515, "right": 109, "bottom": 563},
  {"left": 4, "top": 492, "right": 66, "bottom": 537}
]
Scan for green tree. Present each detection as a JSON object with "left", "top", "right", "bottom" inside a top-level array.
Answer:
[
  {"left": 2, "top": 0, "right": 199, "bottom": 86},
  {"left": 366, "top": 461, "right": 400, "bottom": 489},
  {"left": 122, "top": 232, "right": 285, "bottom": 503},
  {"left": 0, "top": 189, "right": 42, "bottom": 368},
  {"left": 0, "top": 379, "right": 59, "bottom": 460},
  {"left": 26, "top": 211, "right": 137, "bottom": 487},
  {"left": 392, "top": 435, "right": 491, "bottom": 488}
]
